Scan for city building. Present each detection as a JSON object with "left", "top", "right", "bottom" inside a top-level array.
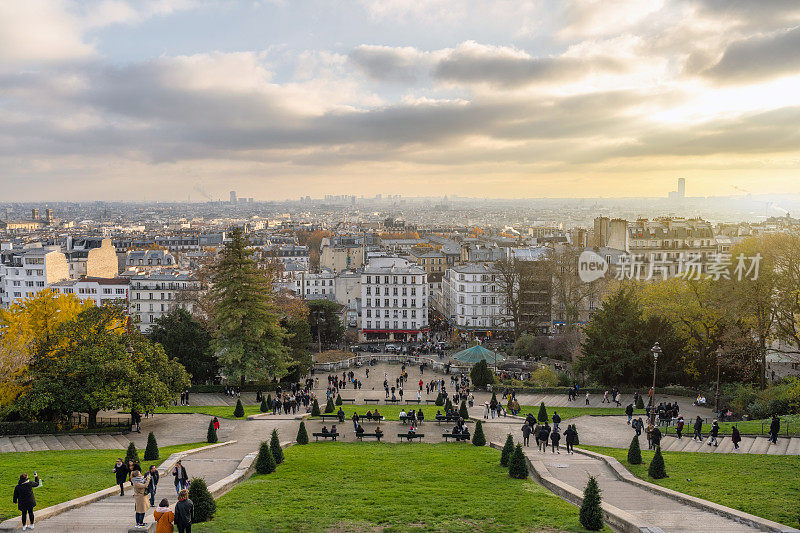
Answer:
[
  {"left": 50, "top": 276, "right": 130, "bottom": 307},
  {"left": 440, "top": 263, "right": 509, "bottom": 333},
  {"left": 127, "top": 271, "right": 200, "bottom": 331},
  {"left": 360, "top": 257, "right": 428, "bottom": 342},
  {"left": 0, "top": 245, "right": 69, "bottom": 307}
]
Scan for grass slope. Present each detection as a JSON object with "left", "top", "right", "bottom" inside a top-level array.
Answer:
[
  {"left": 153, "top": 405, "right": 264, "bottom": 419},
  {"left": 197, "top": 443, "right": 609, "bottom": 532},
  {"left": 664, "top": 414, "right": 800, "bottom": 437},
  {"left": 0, "top": 442, "right": 204, "bottom": 521},
  {"left": 583, "top": 445, "right": 800, "bottom": 527}
]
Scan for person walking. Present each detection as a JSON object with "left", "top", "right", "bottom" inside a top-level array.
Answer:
[
  {"left": 708, "top": 420, "right": 720, "bottom": 447},
  {"left": 625, "top": 403, "right": 634, "bottom": 425},
  {"left": 132, "top": 409, "right": 142, "bottom": 433},
  {"left": 174, "top": 488, "right": 194, "bottom": 533},
  {"left": 769, "top": 414, "right": 780, "bottom": 444},
  {"left": 585, "top": 391, "right": 590, "bottom": 405},
  {"left": 483, "top": 401, "right": 489, "bottom": 420},
  {"left": 675, "top": 416, "right": 684, "bottom": 439},
  {"left": 564, "top": 425, "right": 577, "bottom": 454},
  {"left": 172, "top": 460, "right": 188, "bottom": 495},
  {"left": 651, "top": 425, "right": 662, "bottom": 449},
  {"left": 154, "top": 498, "right": 175, "bottom": 533},
  {"left": 550, "top": 428, "right": 561, "bottom": 454},
  {"left": 521, "top": 422, "right": 531, "bottom": 447},
  {"left": 114, "top": 458, "right": 129, "bottom": 496},
  {"left": 552, "top": 411, "right": 561, "bottom": 432},
  {"left": 147, "top": 465, "right": 160, "bottom": 507},
  {"left": 13, "top": 472, "right": 40, "bottom": 531},
  {"left": 212, "top": 417, "right": 220, "bottom": 432},
  {"left": 731, "top": 425, "right": 742, "bottom": 450},
  {"left": 693, "top": 415, "right": 703, "bottom": 441},
  {"left": 132, "top": 469, "right": 151, "bottom": 528}
]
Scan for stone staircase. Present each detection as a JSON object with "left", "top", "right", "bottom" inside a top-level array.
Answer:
[
  {"left": 0, "top": 433, "right": 132, "bottom": 453},
  {"left": 659, "top": 434, "right": 800, "bottom": 454}
]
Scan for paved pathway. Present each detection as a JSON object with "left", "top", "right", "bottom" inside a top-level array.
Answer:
[{"left": 523, "top": 446, "right": 761, "bottom": 532}]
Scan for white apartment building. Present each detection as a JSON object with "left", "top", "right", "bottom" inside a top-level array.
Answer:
[
  {"left": 360, "top": 257, "right": 428, "bottom": 342},
  {"left": 300, "top": 269, "right": 336, "bottom": 300},
  {"left": 0, "top": 245, "right": 69, "bottom": 307},
  {"left": 127, "top": 271, "right": 199, "bottom": 331},
  {"left": 440, "top": 263, "right": 509, "bottom": 333},
  {"left": 50, "top": 276, "right": 130, "bottom": 307},
  {"left": 125, "top": 249, "right": 177, "bottom": 270}
]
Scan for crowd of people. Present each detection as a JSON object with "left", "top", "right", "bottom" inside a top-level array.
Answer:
[{"left": 520, "top": 414, "right": 578, "bottom": 455}]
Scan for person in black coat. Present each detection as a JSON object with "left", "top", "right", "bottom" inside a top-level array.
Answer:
[
  {"left": 564, "top": 426, "right": 577, "bottom": 454},
  {"left": 708, "top": 420, "right": 720, "bottom": 447},
  {"left": 113, "top": 458, "right": 129, "bottom": 496},
  {"left": 731, "top": 425, "right": 742, "bottom": 449},
  {"left": 552, "top": 412, "right": 561, "bottom": 431},
  {"left": 147, "top": 464, "right": 160, "bottom": 506},
  {"left": 651, "top": 426, "right": 662, "bottom": 448},
  {"left": 174, "top": 488, "right": 194, "bottom": 533},
  {"left": 521, "top": 422, "right": 532, "bottom": 446},
  {"left": 693, "top": 416, "right": 703, "bottom": 441},
  {"left": 769, "top": 415, "right": 780, "bottom": 444},
  {"left": 172, "top": 460, "right": 189, "bottom": 495},
  {"left": 13, "top": 472, "right": 40, "bottom": 530},
  {"left": 550, "top": 429, "right": 561, "bottom": 454}
]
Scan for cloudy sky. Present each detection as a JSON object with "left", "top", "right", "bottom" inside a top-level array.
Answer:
[{"left": 2, "top": 0, "right": 800, "bottom": 201}]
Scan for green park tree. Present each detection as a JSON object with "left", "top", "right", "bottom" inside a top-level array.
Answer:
[
  {"left": 149, "top": 308, "right": 218, "bottom": 384},
  {"left": 325, "top": 397, "right": 335, "bottom": 413},
  {"left": 144, "top": 432, "right": 159, "bottom": 461},
  {"left": 311, "top": 398, "right": 321, "bottom": 417},
  {"left": 459, "top": 400, "right": 469, "bottom": 419},
  {"left": 470, "top": 360, "right": 494, "bottom": 388},
  {"left": 335, "top": 394, "right": 342, "bottom": 406},
  {"left": 579, "top": 475, "right": 604, "bottom": 531},
  {"left": 648, "top": 446, "right": 667, "bottom": 479},
  {"left": 508, "top": 444, "right": 528, "bottom": 479},
  {"left": 627, "top": 435, "right": 642, "bottom": 465},
  {"left": 435, "top": 392, "right": 444, "bottom": 406},
  {"left": 296, "top": 421, "right": 309, "bottom": 444},
  {"left": 207, "top": 419, "right": 218, "bottom": 443},
  {"left": 307, "top": 299, "right": 345, "bottom": 347},
  {"left": 472, "top": 420, "right": 486, "bottom": 446},
  {"left": 270, "top": 429, "right": 284, "bottom": 464},
  {"left": 537, "top": 402, "right": 548, "bottom": 423},
  {"left": 188, "top": 478, "right": 216, "bottom": 522},
  {"left": 255, "top": 441, "right": 276, "bottom": 474},
  {"left": 233, "top": 399, "right": 244, "bottom": 418},
  {"left": 500, "top": 434, "right": 514, "bottom": 467},
  {"left": 260, "top": 397, "right": 268, "bottom": 412},
  {"left": 125, "top": 442, "right": 139, "bottom": 464}
]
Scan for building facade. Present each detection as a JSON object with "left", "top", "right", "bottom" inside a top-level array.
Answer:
[{"left": 360, "top": 257, "right": 428, "bottom": 342}]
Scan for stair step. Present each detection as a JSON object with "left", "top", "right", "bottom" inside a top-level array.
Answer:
[
  {"left": 734, "top": 436, "right": 755, "bottom": 453},
  {"left": 86, "top": 434, "right": 109, "bottom": 448},
  {"left": 748, "top": 437, "right": 770, "bottom": 454},
  {"left": 71, "top": 434, "right": 95, "bottom": 449},
  {"left": 41, "top": 434, "right": 65, "bottom": 451},
  {"left": 26, "top": 435, "right": 49, "bottom": 451},
  {"left": 0, "top": 436, "right": 15, "bottom": 453},
  {"left": 716, "top": 437, "right": 734, "bottom": 453},
  {"left": 113, "top": 435, "right": 133, "bottom": 449},
  {"left": 56, "top": 434, "right": 81, "bottom": 450},
  {"left": 766, "top": 437, "right": 790, "bottom": 455},
  {"left": 10, "top": 436, "right": 33, "bottom": 453},
  {"left": 785, "top": 437, "right": 800, "bottom": 455}
]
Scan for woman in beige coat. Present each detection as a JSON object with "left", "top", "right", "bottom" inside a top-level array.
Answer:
[{"left": 131, "top": 470, "right": 150, "bottom": 528}]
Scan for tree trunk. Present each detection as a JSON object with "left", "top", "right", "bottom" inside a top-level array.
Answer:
[
  {"left": 88, "top": 409, "right": 99, "bottom": 429},
  {"left": 759, "top": 337, "right": 767, "bottom": 390}
]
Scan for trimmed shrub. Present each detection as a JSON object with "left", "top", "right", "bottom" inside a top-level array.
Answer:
[
  {"left": 459, "top": 401, "right": 469, "bottom": 419},
  {"left": 233, "top": 399, "right": 245, "bottom": 418},
  {"left": 255, "top": 441, "right": 276, "bottom": 474},
  {"left": 125, "top": 442, "right": 139, "bottom": 464},
  {"left": 445, "top": 398, "right": 453, "bottom": 413},
  {"left": 470, "top": 359, "right": 494, "bottom": 387},
  {"left": 500, "top": 434, "right": 514, "bottom": 467},
  {"left": 270, "top": 429, "right": 284, "bottom": 465},
  {"left": 207, "top": 419, "right": 218, "bottom": 443},
  {"left": 143, "top": 432, "right": 159, "bottom": 461},
  {"left": 311, "top": 399, "right": 321, "bottom": 417},
  {"left": 579, "top": 475, "right": 604, "bottom": 531},
  {"left": 472, "top": 420, "right": 486, "bottom": 446},
  {"left": 648, "top": 445, "right": 667, "bottom": 479},
  {"left": 296, "top": 421, "right": 309, "bottom": 444},
  {"left": 266, "top": 394, "right": 272, "bottom": 408},
  {"left": 259, "top": 398, "right": 268, "bottom": 413},
  {"left": 324, "top": 397, "right": 335, "bottom": 413},
  {"left": 490, "top": 392, "right": 498, "bottom": 409},
  {"left": 570, "top": 424, "right": 579, "bottom": 445},
  {"left": 187, "top": 477, "right": 216, "bottom": 522},
  {"left": 627, "top": 435, "right": 642, "bottom": 465},
  {"left": 335, "top": 394, "right": 343, "bottom": 406},
  {"left": 537, "top": 402, "right": 549, "bottom": 423},
  {"left": 508, "top": 444, "right": 529, "bottom": 479},
  {"left": 636, "top": 396, "right": 645, "bottom": 410},
  {"left": 435, "top": 392, "right": 444, "bottom": 406}
]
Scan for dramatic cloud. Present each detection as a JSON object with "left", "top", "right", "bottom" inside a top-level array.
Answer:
[{"left": 703, "top": 26, "right": 800, "bottom": 83}]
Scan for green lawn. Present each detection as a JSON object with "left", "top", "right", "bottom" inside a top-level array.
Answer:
[
  {"left": 153, "top": 405, "right": 264, "bottom": 419},
  {"left": 516, "top": 406, "right": 646, "bottom": 421},
  {"left": 664, "top": 414, "right": 800, "bottom": 437},
  {"left": 582, "top": 445, "right": 800, "bottom": 527},
  {"left": 0, "top": 442, "right": 205, "bottom": 521},
  {"left": 196, "top": 443, "right": 609, "bottom": 532}
]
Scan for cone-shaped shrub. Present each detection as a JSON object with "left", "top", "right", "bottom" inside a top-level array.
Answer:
[
  {"left": 188, "top": 477, "right": 216, "bottom": 522},
  {"left": 500, "top": 434, "right": 514, "bottom": 467},
  {"left": 207, "top": 419, "right": 218, "bottom": 443},
  {"left": 260, "top": 398, "right": 268, "bottom": 412},
  {"left": 324, "top": 397, "right": 335, "bottom": 413},
  {"left": 335, "top": 394, "right": 343, "bottom": 406},
  {"left": 233, "top": 399, "right": 245, "bottom": 418},
  {"left": 571, "top": 424, "right": 580, "bottom": 445},
  {"left": 508, "top": 444, "right": 529, "bottom": 479},
  {"left": 490, "top": 392, "right": 498, "bottom": 408},
  {"left": 125, "top": 441, "right": 139, "bottom": 464},
  {"left": 296, "top": 421, "right": 309, "bottom": 444},
  {"left": 537, "top": 402, "right": 549, "bottom": 423},
  {"left": 579, "top": 475, "right": 604, "bottom": 531},
  {"left": 445, "top": 398, "right": 453, "bottom": 413},
  {"left": 627, "top": 435, "right": 642, "bottom": 465},
  {"left": 266, "top": 394, "right": 272, "bottom": 408},
  {"left": 472, "top": 420, "right": 486, "bottom": 446},
  {"left": 435, "top": 392, "right": 444, "bottom": 406},
  {"left": 636, "top": 396, "right": 644, "bottom": 410},
  {"left": 648, "top": 445, "right": 667, "bottom": 479},
  {"left": 144, "top": 432, "right": 159, "bottom": 461},
  {"left": 270, "top": 429, "right": 284, "bottom": 465},
  {"left": 311, "top": 398, "right": 321, "bottom": 417},
  {"left": 459, "top": 400, "right": 469, "bottom": 419},
  {"left": 255, "top": 441, "right": 276, "bottom": 474}
]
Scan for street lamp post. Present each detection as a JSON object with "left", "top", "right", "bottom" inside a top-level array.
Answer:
[
  {"left": 650, "top": 342, "right": 661, "bottom": 427},
  {"left": 715, "top": 346, "right": 722, "bottom": 415}
]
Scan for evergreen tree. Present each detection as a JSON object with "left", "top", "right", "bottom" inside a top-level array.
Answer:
[
  {"left": 324, "top": 397, "right": 335, "bottom": 413},
  {"left": 459, "top": 400, "right": 469, "bottom": 419},
  {"left": 335, "top": 394, "right": 343, "bottom": 406},
  {"left": 209, "top": 227, "right": 288, "bottom": 387},
  {"left": 435, "top": 392, "right": 444, "bottom": 406},
  {"left": 266, "top": 394, "right": 272, "bottom": 408},
  {"left": 537, "top": 402, "right": 549, "bottom": 423},
  {"left": 255, "top": 441, "right": 276, "bottom": 474},
  {"left": 490, "top": 391, "right": 498, "bottom": 409},
  {"left": 445, "top": 398, "right": 453, "bottom": 413},
  {"left": 470, "top": 359, "right": 494, "bottom": 387},
  {"left": 233, "top": 398, "right": 245, "bottom": 418},
  {"left": 627, "top": 435, "right": 642, "bottom": 465},
  {"left": 648, "top": 446, "right": 667, "bottom": 479},
  {"left": 125, "top": 442, "right": 139, "bottom": 464},
  {"left": 144, "top": 432, "right": 159, "bottom": 461},
  {"left": 207, "top": 419, "right": 218, "bottom": 443},
  {"left": 570, "top": 424, "right": 579, "bottom": 445},
  {"left": 579, "top": 475, "right": 604, "bottom": 531},
  {"left": 296, "top": 421, "right": 309, "bottom": 444},
  {"left": 508, "top": 444, "right": 529, "bottom": 479},
  {"left": 636, "top": 395, "right": 645, "bottom": 409},
  {"left": 260, "top": 397, "right": 268, "bottom": 412},
  {"left": 187, "top": 477, "right": 216, "bottom": 522},
  {"left": 270, "top": 429, "right": 284, "bottom": 464},
  {"left": 500, "top": 434, "right": 514, "bottom": 467},
  {"left": 311, "top": 398, "right": 321, "bottom": 417},
  {"left": 149, "top": 308, "right": 218, "bottom": 384},
  {"left": 472, "top": 420, "right": 486, "bottom": 446}
]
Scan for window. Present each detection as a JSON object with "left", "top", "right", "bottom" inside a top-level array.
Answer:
[
  {"left": 366, "top": 298, "right": 371, "bottom": 307},
  {"left": 366, "top": 286, "right": 371, "bottom": 295},
  {"left": 36, "top": 281, "right": 44, "bottom": 287},
  {"left": 366, "top": 320, "right": 371, "bottom": 328},
  {"left": 366, "top": 310, "right": 371, "bottom": 318},
  {"left": 366, "top": 276, "right": 371, "bottom": 283},
  {"left": 411, "top": 310, "right": 416, "bottom": 318},
  {"left": 402, "top": 299, "right": 407, "bottom": 307}
]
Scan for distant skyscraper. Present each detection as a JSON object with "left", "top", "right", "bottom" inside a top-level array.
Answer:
[
  {"left": 230, "top": 190, "right": 237, "bottom": 203},
  {"left": 678, "top": 178, "right": 685, "bottom": 197}
]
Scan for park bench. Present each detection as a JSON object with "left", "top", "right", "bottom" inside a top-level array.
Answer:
[
  {"left": 364, "top": 399, "right": 381, "bottom": 404},
  {"left": 397, "top": 433, "right": 425, "bottom": 442},
  {"left": 356, "top": 433, "right": 383, "bottom": 441},
  {"left": 424, "top": 399, "right": 439, "bottom": 404},
  {"left": 405, "top": 399, "right": 421, "bottom": 404},
  {"left": 319, "top": 414, "right": 345, "bottom": 422},
  {"left": 399, "top": 414, "right": 419, "bottom": 424},
  {"left": 360, "top": 416, "right": 386, "bottom": 422},
  {"left": 443, "top": 433, "right": 470, "bottom": 442},
  {"left": 435, "top": 415, "right": 460, "bottom": 424},
  {"left": 340, "top": 398, "right": 356, "bottom": 404},
  {"left": 385, "top": 398, "right": 401, "bottom": 404},
  {"left": 312, "top": 432, "right": 339, "bottom": 441}
]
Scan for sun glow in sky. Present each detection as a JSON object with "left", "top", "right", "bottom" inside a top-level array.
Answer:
[{"left": 1, "top": 0, "right": 800, "bottom": 201}]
